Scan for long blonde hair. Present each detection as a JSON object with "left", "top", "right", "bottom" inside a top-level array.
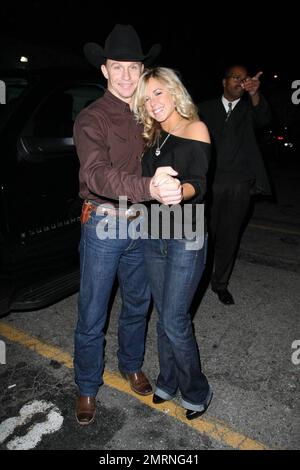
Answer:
[{"left": 133, "top": 67, "right": 199, "bottom": 146}]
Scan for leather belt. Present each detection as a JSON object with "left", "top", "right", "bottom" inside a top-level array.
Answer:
[{"left": 81, "top": 200, "right": 141, "bottom": 224}]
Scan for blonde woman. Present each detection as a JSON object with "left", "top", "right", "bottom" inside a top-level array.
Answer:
[{"left": 133, "top": 67, "right": 213, "bottom": 419}]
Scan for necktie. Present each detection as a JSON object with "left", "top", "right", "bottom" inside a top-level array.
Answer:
[{"left": 225, "top": 102, "right": 232, "bottom": 122}]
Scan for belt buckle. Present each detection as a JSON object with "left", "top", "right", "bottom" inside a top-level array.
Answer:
[{"left": 99, "top": 206, "right": 141, "bottom": 221}]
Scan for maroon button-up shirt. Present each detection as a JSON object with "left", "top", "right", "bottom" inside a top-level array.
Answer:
[{"left": 73, "top": 90, "right": 152, "bottom": 205}]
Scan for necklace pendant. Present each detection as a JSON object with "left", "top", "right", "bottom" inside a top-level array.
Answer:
[{"left": 155, "top": 148, "right": 161, "bottom": 156}]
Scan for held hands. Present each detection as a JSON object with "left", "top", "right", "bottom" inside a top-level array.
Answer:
[
  {"left": 241, "top": 71, "right": 263, "bottom": 96},
  {"left": 152, "top": 166, "right": 179, "bottom": 186},
  {"left": 150, "top": 166, "right": 183, "bottom": 205}
]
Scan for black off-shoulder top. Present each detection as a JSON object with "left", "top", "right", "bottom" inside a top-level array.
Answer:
[{"left": 142, "top": 133, "right": 211, "bottom": 238}]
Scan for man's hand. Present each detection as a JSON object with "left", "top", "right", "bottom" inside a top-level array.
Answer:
[
  {"left": 242, "top": 71, "right": 263, "bottom": 96},
  {"left": 152, "top": 172, "right": 175, "bottom": 186},
  {"left": 150, "top": 166, "right": 183, "bottom": 205}
]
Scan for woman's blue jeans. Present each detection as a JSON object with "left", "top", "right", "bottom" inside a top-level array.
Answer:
[
  {"left": 144, "top": 237, "right": 211, "bottom": 411},
  {"left": 74, "top": 211, "right": 151, "bottom": 396}
]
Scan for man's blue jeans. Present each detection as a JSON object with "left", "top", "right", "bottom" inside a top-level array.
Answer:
[
  {"left": 74, "top": 211, "right": 150, "bottom": 396},
  {"left": 144, "top": 237, "right": 211, "bottom": 411}
]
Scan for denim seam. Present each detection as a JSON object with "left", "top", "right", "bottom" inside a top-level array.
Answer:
[{"left": 80, "top": 230, "right": 87, "bottom": 287}]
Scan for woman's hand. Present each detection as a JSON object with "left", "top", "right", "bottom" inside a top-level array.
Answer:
[{"left": 152, "top": 166, "right": 178, "bottom": 186}]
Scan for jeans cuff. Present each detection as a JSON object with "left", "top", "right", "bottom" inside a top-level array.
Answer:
[
  {"left": 181, "top": 385, "right": 213, "bottom": 412},
  {"left": 155, "top": 386, "right": 175, "bottom": 401}
]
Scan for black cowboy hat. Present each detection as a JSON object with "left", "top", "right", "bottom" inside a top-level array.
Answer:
[{"left": 83, "top": 24, "right": 161, "bottom": 68}]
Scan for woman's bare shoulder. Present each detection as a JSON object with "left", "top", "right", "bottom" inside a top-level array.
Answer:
[{"left": 183, "top": 120, "right": 210, "bottom": 143}]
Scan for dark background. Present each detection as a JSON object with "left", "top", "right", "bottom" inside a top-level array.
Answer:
[
  {"left": 1, "top": 1, "right": 298, "bottom": 101},
  {"left": 1, "top": 1, "right": 299, "bottom": 135}
]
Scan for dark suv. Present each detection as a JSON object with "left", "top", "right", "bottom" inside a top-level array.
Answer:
[{"left": 0, "top": 67, "right": 105, "bottom": 316}]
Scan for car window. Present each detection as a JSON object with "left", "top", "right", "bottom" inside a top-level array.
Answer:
[
  {"left": 66, "top": 84, "right": 105, "bottom": 120},
  {"left": 0, "top": 77, "right": 28, "bottom": 126},
  {"left": 0, "top": 77, "right": 28, "bottom": 104},
  {"left": 28, "top": 83, "right": 104, "bottom": 138}
]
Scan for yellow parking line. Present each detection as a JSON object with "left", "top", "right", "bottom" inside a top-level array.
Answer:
[
  {"left": 0, "top": 321, "right": 268, "bottom": 450},
  {"left": 0, "top": 321, "right": 73, "bottom": 368},
  {"left": 249, "top": 223, "right": 300, "bottom": 236}
]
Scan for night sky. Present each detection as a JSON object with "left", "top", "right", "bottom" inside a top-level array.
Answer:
[{"left": 1, "top": 1, "right": 298, "bottom": 102}]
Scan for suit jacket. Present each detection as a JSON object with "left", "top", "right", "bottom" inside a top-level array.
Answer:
[{"left": 199, "top": 95, "right": 271, "bottom": 195}]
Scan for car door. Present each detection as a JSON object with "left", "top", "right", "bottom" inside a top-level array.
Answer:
[{"left": 5, "top": 79, "right": 105, "bottom": 278}]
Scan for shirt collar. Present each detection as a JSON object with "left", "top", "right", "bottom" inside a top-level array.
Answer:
[
  {"left": 222, "top": 96, "right": 240, "bottom": 112},
  {"left": 103, "top": 89, "right": 131, "bottom": 114}
]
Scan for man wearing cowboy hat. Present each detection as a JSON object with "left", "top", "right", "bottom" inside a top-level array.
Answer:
[{"left": 73, "top": 24, "right": 182, "bottom": 426}]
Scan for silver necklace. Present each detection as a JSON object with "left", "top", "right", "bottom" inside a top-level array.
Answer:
[
  {"left": 154, "top": 120, "right": 185, "bottom": 157},
  {"left": 155, "top": 133, "right": 171, "bottom": 156}
]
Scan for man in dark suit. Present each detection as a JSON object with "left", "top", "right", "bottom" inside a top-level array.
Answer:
[{"left": 199, "top": 65, "right": 271, "bottom": 305}]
